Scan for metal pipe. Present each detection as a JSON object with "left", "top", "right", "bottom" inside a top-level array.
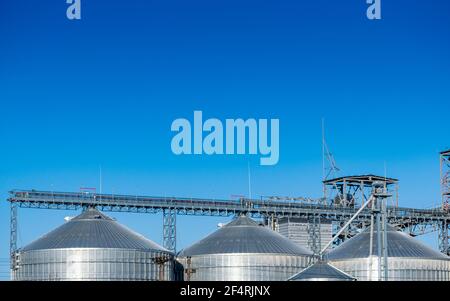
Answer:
[
  {"left": 382, "top": 199, "right": 389, "bottom": 281},
  {"left": 368, "top": 198, "right": 375, "bottom": 281},
  {"left": 320, "top": 195, "right": 375, "bottom": 255},
  {"left": 377, "top": 200, "right": 382, "bottom": 281}
]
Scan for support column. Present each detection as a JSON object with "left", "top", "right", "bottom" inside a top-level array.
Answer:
[
  {"left": 439, "top": 222, "right": 449, "bottom": 255},
  {"left": 163, "top": 209, "right": 176, "bottom": 253},
  {"left": 381, "top": 198, "right": 389, "bottom": 281},
  {"left": 267, "top": 214, "right": 278, "bottom": 232},
  {"left": 376, "top": 201, "right": 382, "bottom": 281},
  {"left": 10, "top": 202, "right": 18, "bottom": 273},
  {"left": 307, "top": 215, "right": 321, "bottom": 256},
  {"left": 372, "top": 182, "right": 390, "bottom": 281},
  {"left": 439, "top": 150, "right": 450, "bottom": 255}
]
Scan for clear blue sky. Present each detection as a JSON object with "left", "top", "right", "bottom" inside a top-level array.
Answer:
[{"left": 1, "top": 0, "right": 449, "bottom": 279}]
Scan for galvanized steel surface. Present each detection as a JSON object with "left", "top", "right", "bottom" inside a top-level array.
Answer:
[
  {"left": 288, "top": 261, "right": 356, "bottom": 281},
  {"left": 327, "top": 225, "right": 449, "bottom": 260},
  {"left": 179, "top": 216, "right": 312, "bottom": 257},
  {"left": 330, "top": 257, "right": 450, "bottom": 281},
  {"left": 178, "top": 253, "right": 310, "bottom": 281},
  {"left": 14, "top": 208, "right": 174, "bottom": 281},
  {"left": 14, "top": 248, "right": 174, "bottom": 281},
  {"left": 178, "top": 216, "right": 313, "bottom": 281},
  {"left": 22, "top": 209, "right": 169, "bottom": 252},
  {"left": 327, "top": 225, "right": 450, "bottom": 281}
]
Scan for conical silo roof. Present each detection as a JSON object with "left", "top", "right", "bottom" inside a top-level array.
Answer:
[
  {"left": 327, "top": 225, "right": 449, "bottom": 261},
  {"left": 21, "top": 208, "right": 170, "bottom": 253},
  {"left": 178, "top": 215, "right": 313, "bottom": 257},
  {"left": 289, "top": 261, "right": 356, "bottom": 281}
]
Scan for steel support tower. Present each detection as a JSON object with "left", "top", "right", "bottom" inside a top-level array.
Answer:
[
  {"left": 323, "top": 175, "right": 399, "bottom": 208},
  {"left": 306, "top": 214, "right": 321, "bottom": 255},
  {"left": 440, "top": 150, "right": 450, "bottom": 255},
  {"left": 10, "top": 202, "right": 17, "bottom": 269},
  {"left": 323, "top": 175, "right": 399, "bottom": 242},
  {"left": 163, "top": 208, "right": 177, "bottom": 252}
]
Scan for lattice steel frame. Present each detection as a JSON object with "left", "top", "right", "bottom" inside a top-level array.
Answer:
[
  {"left": 323, "top": 175, "right": 399, "bottom": 208},
  {"left": 8, "top": 187, "right": 450, "bottom": 271},
  {"left": 441, "top": 150, "right": 450, "bottom": 210},
  {"left": 163, "top": 208, "right": 177, "bottom": 252},
  {"left": 439, "top": 150, "right": 450, "bottom": 254},
  {"left": 10, "top": 202, "right": 17, "bottom": 269},
  {"left": 306, "top": 214, "right": 321, "bottom": 256}
]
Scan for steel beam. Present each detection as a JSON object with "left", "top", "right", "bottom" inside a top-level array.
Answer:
[{"left": 8, "top": 189, "right": 450, "bottom": 255}]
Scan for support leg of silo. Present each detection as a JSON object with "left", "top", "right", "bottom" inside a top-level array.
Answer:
[
  {"left": 163, "top": 209, "right": 176, "bottom": 253},
  {"left": 10, "top": 202, "right": 17, "bottom": 272}
]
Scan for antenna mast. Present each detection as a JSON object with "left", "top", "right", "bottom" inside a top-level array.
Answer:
[
  {"left": 100, "top": 165, "right": 103, "bottom": 195},
  {"left": 322, "top": 119, "right": 340, "bottom": 184},
  {"left": 247, "top": 161, "right": 252, "bottom": 200}
]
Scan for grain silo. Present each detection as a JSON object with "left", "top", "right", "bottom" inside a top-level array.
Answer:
[
  {"left": 326, "top": 225, "right": 450, "bottom": 281},
  {"left": 13, "top": 207, "right": 174, "bottom": 281},
  {"left": 288, "top": 261, "right": 356, "bottom": 281},
  {"left": 177, "top": 215, "right": 313, "bottom": 281}
]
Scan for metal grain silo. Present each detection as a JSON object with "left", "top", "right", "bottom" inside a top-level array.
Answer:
[
  {"left": 326, "top": 225, "right": 450, "bottom": 281},
  {"left": 288, "top": 261, "right": 356, "bottom": 281},
  {"left": 13, "top": 208, "right": 174, "bottom": 281},
  {"left": 177, "top": 215, "right": 313, "bottom": 281}
]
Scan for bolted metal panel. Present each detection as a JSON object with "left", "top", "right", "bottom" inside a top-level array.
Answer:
[
  {"left": 288, "top": 261, "right": 356, "bottom": 281},
  {"left": 178, "top": 216, "right": 313, "bottom": 281},
  {"left": 178, "top": 253, "right": 310, "bottom": 281},
  {"left": 330, "top": 257, "right": 450, "bottom": 281},
  {"left": 14, "top": 248, "right": 174, "bottom": 281},
  {"left": 278, "top": 217, "right": 332, "bottom": 253},
  {"left": 13, "top": 208, "right": 174, "bottom": 281},
  {"left": 327, "top": 225, "right": 450, "bottom": 281},
  {"left": 179, "top": 216, "right": 312, "bottom": 257},
  {"left": 22, "top": 208, "right": 170, "bottom": 252},
  {"left": 327, "top": 225, "right": 449, "bottom": 260}
]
